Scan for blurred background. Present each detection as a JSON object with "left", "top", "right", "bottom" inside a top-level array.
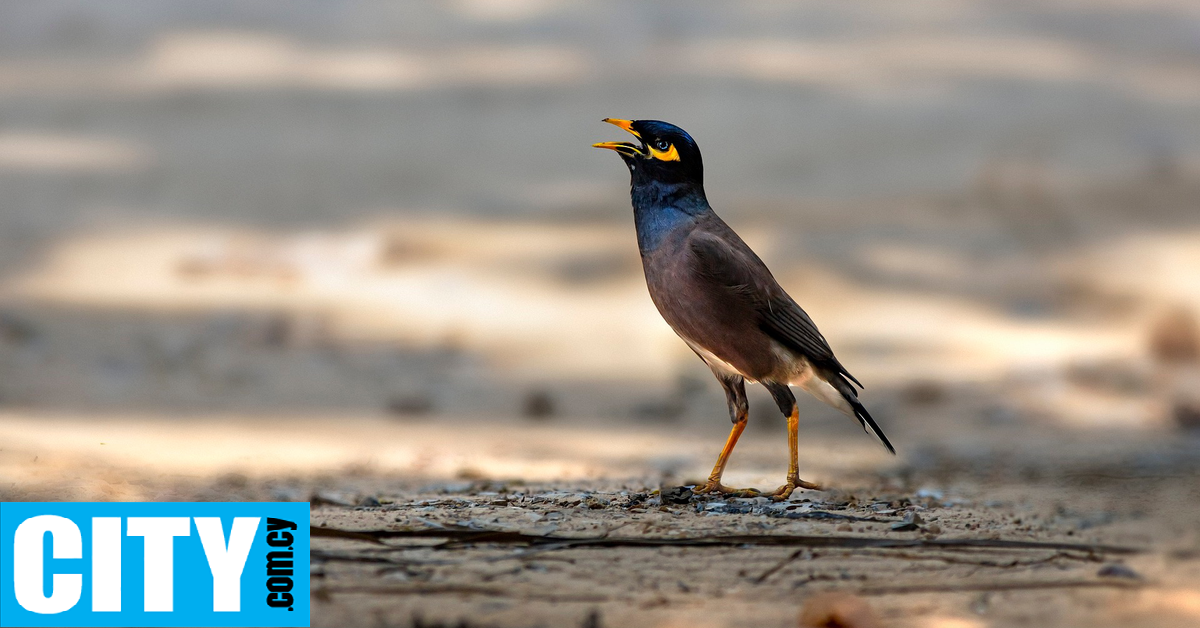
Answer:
[{"left": 1, "top": 0, "right": 1199, "bottom": 501}]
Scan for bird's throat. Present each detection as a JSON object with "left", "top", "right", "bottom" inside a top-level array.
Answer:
[{"left": 630, "top": 181, "right": 708, "bottom": 253}]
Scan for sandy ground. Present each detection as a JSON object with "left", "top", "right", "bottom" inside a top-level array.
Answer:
[{"left": 2, "top": 410, "right": 1199, "bottom": 628}]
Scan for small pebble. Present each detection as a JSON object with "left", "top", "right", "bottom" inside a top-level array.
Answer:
[
  {"left": 890, "top": 512, "right": 923, "bottom": 532},
  {"left": 1097, "top": 563, "right": 1141, "bottom": 580},
  {"left": 916, "top": 487, "right": 944, "bottom": 500},
  {"left": 661, "top": 486, "right": 694, "bottom": 504}
]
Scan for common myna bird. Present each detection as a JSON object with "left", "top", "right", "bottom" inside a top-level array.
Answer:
[{"left": 594, "top": 119, "right": 895, "bottom": 500}]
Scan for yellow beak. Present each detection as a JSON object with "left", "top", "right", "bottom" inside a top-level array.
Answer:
[
  {"left": 592, "top": 118, "right": 645, "bottom": 156},
  {"left": 601, "top": 118, "right": 640, "bottom": 138}
]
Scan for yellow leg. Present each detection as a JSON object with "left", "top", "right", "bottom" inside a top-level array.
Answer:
[
  {"left": 768, "top": 406, "right": 821, "bottom": 501},
  {"left": 692, "top": 419, "right": 761, "bottom": 497}
]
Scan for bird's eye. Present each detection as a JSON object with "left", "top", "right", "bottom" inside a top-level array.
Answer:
[{"left": 653, "top": 139, "right": 670, "bottom": 151}]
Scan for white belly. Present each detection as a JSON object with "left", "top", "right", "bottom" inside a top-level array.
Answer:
[
  {"left": 683, "top": 335, "right": 853, "bottom": 415},
  {"left": 681, "top": 336, "right": 747, "bottom": 379}
]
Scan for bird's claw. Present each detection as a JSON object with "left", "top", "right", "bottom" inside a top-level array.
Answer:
[
  {"left": 767, "top": 477, "right": 822, "bottom": 501},
  {"left": 691, "top": 481, "right": 761, "bottom": 498}
]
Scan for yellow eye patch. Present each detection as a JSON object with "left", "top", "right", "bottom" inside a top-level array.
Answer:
[{"left": 649, "top": 143, "right": 680, "bottom": 162}]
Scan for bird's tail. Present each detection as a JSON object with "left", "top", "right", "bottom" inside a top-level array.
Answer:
[
  {"left": 846, "top": 395, "right": 895, "bottom": 455},
  {"left": 817, "top": 370, "right": 896, "bottom": 455}
]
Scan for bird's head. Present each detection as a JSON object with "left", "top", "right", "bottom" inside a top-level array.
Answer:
[{"left": 593, "top": 119, "right": 703, "bottom": 187}]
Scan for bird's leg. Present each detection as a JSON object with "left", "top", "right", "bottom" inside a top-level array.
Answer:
[
  {"left": 772, "top": 405, "right": 822, "bottom": 499},
  {"left": 693, "top": 376, "right": 761, "bottom": 497},
  {"left": 692, "top": 420, "right": 760, "bottom": 497},
  {"left": 764, "top": 383, "right": 822, "bottom": 501}
]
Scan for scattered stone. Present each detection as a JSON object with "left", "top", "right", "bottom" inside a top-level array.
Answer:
[
  {"left": 890, "top": 512, "right": 923, "bottom": 532},
  {"left": 622, "top": 492, "right": 649, "bottom": 508},
  {"left": 308, "top": 491, "right": 357, "bottom": 507},
  {"left": 583, "top": 496, "right": 610, "bottom": 509},
  {"left": 661, "top": 485, "right": 694, "bottom": 504},
  {"left": 356, "top": 496, "right": 382, "bottom": 508},
  {"left": 1097, "top": 563, "right": 1141, "bottom": 580}
]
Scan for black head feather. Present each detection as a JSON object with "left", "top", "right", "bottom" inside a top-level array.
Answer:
[{"left": 622, "top": 120, "right": 704, "bottom": 187}]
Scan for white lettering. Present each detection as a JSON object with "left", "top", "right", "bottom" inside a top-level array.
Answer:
[
  {"left": 195, "top": 517, "right": 260, "bottom": 612},
  {"left": 13, "top": 515, "right": 82, "bottom": 614},
  {"left": 91, "top": 517, "right": 122, "bottom": 612},
  {"left": 126, "top": 517, "right": 190, "bottom": 612}
]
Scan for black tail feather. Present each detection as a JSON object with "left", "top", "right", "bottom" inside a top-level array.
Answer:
[
  {"left": 821, "top": 368, "right": 896, "bottom": 454},
  {"left": 848, "top": 397, "right": 895, "bottom": 455},
  {"left": 833, "top": 362, "right": 863, "bottom": 390}
]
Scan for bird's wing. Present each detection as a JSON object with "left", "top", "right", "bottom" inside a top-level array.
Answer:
[
  {"left": 688, "top": 229, "right": 863, "bottom": 388},
  {"left": 688, "top": 224, "right": 888, "bottom": 450}
]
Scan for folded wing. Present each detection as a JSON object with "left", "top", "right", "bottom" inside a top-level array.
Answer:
[
  {"left": 687, "top": 226, "right": 894, "bottom": 454},
  {"left": 687, "top": 229, "right": 859, "bottom": 387}
]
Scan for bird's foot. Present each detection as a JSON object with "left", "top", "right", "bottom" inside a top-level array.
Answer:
[
  {"left": 767, "top": 477, "right": 822, "bottom": 501},
  {"left": 691, "top": 480, "right": 761, "bottom": 498}
]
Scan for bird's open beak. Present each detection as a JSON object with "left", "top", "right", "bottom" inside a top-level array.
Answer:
[{"left": 592, "top": 118, "right": 646, "bottom": 157}]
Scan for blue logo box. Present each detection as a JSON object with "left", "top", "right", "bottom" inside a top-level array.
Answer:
[{"left": 1, "top": 502, "right": 309, "bottom": 627}]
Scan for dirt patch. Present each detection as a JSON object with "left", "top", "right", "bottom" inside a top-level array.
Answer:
[{"left": 303, "top": 470, "right": 1196, "bottom": 628}]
